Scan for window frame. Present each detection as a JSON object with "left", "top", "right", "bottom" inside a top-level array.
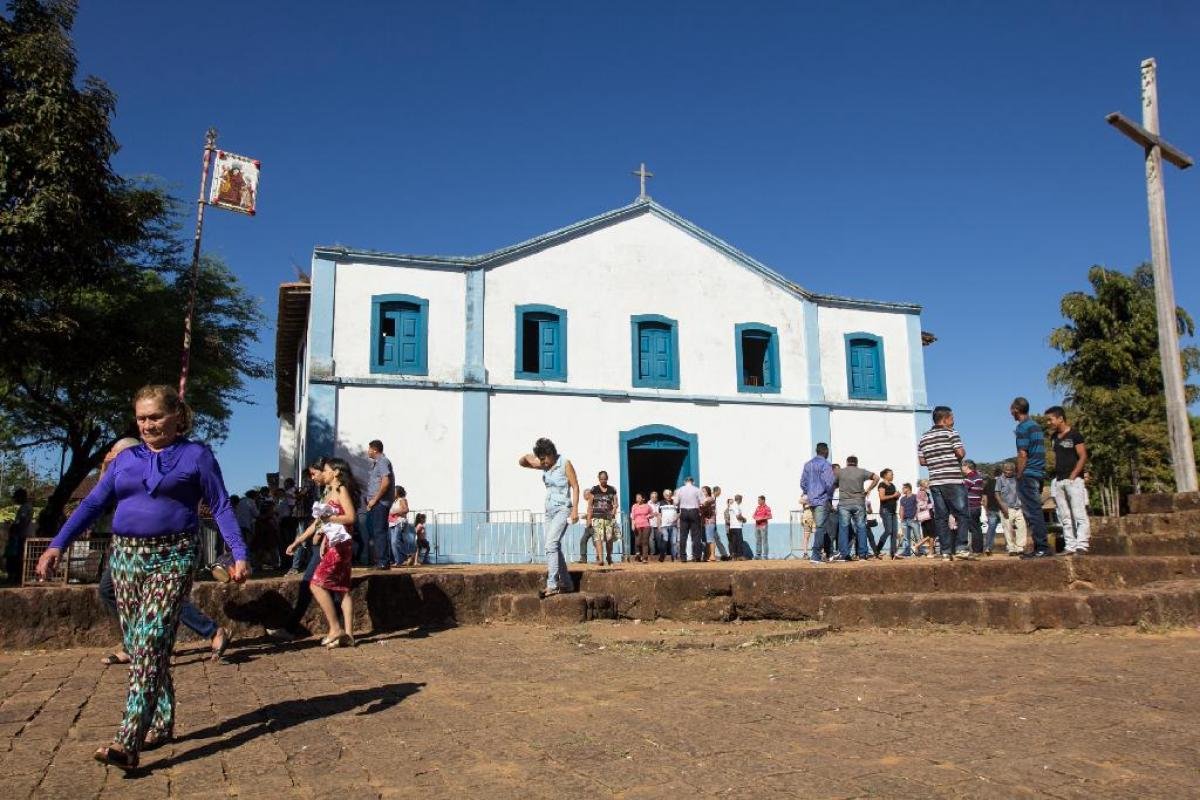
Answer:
[
  {"left": 844, "top": 331, "right": 887, "bottom": 400},
  {"left": 630, "top": 314, "right": 680, "bottom": 390},
  {"left": 734, "top": 322, "right": 781, "bottom": 394},
  {"left": 370, "top": 293, "right": 429, "bottom": 375},
  {"left": 514, "top": 303, "right": 568, "bottom": 382}
]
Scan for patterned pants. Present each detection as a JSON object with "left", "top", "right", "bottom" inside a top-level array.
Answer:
[{"left": 109, "top": 533, "right": 197, "bottom": 755}]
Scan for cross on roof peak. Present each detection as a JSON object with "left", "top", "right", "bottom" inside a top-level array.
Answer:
[{"left": 632, "top": 162, "right": 654, "bottom": 200}]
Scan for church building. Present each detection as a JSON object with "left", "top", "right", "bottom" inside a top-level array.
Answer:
[{"left": 275, "top": 195, "right": 931, "bottom": 557}]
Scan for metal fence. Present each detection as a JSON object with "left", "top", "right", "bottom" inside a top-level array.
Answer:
[
  {"left": 432, "top": 510, "right": 538, "bottom": 564},
  {"left": 21, "top": 536, "right": 109, "bottom": 586},
  {"left": 786, "top": 509, "right": 810, "bottom": 559}
]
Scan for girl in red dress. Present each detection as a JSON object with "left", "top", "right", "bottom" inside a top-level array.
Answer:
[{"left": 310, "top": 458, "right": 361, "bottom": 648}]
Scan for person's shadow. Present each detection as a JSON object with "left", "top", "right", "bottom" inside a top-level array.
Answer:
[{"left": 139, "top": 682, "right": 424, "bottom": 774}]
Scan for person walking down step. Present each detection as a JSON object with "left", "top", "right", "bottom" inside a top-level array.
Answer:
[{"left": 519, "top": 438, "right": 579, "bottom": 597}]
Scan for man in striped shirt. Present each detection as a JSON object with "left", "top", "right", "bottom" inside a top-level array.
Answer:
[{"left": 916, "top": 406, "right": 976, "bottom": 561}]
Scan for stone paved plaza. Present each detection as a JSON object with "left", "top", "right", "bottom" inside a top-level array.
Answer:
[{"left": 1, "top": 621, "right": 1198, "bottom": 799}]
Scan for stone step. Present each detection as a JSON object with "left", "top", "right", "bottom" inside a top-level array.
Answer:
[
  {"left": 819, "top": 579, "right": 1200, "bottom": 632},
  {"left": 484, "top": 591, "right": 617, "bottom": 624},
  {"left": 1128, "top": 491, "right": 1200, "bottom": 515},
  {"left": 1089, "top": 533, "right": 1200, "bottom": 557}
]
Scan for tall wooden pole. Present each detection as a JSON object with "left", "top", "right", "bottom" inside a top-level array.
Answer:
[
  {"left": 1107, "top": 61, "right": 1197, "bottom": 492},
  {"left": 178, "top": 127, "right": 218, "bottom": 402}
]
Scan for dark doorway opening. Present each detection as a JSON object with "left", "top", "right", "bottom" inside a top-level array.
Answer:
[
  {"left": 521, "top": 317, "right": 541, "bottom": 373},
  {"left": 627, "top": 448, "right": 686, "bottom": 502}
]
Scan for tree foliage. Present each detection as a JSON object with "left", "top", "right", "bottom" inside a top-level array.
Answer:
[
  {"left": 1048, "top": 264, "right": 1199, "bottom": 500},
  {"left": 0, "top": 1, "right": 270, "bottom": 531}
]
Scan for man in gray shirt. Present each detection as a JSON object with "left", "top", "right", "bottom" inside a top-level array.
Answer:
[
  {"left": 994, "top": 461, "right": 1027, "bottom": 555},
  {"left": 835, "top": 456, "right": 879, "bottom": 561},
  {"left": 361, "top": 439, "right": 395, "bottom": 568}
]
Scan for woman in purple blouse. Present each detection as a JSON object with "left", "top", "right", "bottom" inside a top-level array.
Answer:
[{"left": 36, "top": 384, "right": 249, "bottom": 771}]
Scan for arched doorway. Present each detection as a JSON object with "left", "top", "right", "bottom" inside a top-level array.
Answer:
[{"left": 618, "top": 424, "right": 700, "bottom": 513}]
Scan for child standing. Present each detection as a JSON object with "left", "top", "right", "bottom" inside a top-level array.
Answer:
[
  {"left": 386, "top": 487, "right": 410, "bottom": 567},
  {"left": 753, "top": 496, "right": 773, "bottom": 559},
  {"left": 404, "top": 513, "right": 429, "bottom": 566}
]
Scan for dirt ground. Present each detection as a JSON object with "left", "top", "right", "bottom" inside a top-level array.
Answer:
[{"left": 1, "top": 621, "right": 1198, "bottom": 799}]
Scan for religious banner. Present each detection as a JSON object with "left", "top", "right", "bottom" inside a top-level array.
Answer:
[{"left": 208, "top": 150, "right": 261, "bottom": 215}]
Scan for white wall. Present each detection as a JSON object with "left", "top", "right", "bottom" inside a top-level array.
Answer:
[
  {"left": 487, "top": 391, "right": 815, "bottom": 514},
  {"left": 484, "top": 214, "right": 810, "bottom": 398},
  {"left": 817, "top": 305, "right": 916, "bottom": 404},
  {"left": 334, "top": 385, "right": 463, "bottom": 512},
  {"left": 829, "top": 408, "right": 922, "bottom": 495},
  {"left": 332, "top": 262, "right": 466, "bottom": 383}
]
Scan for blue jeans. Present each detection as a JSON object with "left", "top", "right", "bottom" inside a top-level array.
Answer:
[
  {"left": 663, "top": 525, "right": 680, "bottom": 559},
  {"left": 900, "top": 518, "right": 921, "bottom": 556},
  {"left": 704, "top": 522, "right": 729, "bottom": 558},
  {"left": 986, "top": 510, "right": 1002, "bottom": 551},
  {"left": 1018, "top": 476, "right": 1050, "bottom": 552},
  {"left": 653, "top": 528, "right": 670, "bottom": 556},
  {"left": 544, "top": 506, "right": 574, "bottom": 592},
  {"left": 810, "top": 504, "right": 830, "bottom": 561},
  {"left": 389, "top": 521, "right": 413, "bottom": 564},
  {"left": 290, "top": 541, "right": 312, "bottom": 572},
  {"left": 875, "top": 509, "right": 898, "bottom": 556},
  {"left": 838, "top": 505, "right": 869, "bottom": 558},
  {"left": 361, "top": 503, "right": 390, "bottom": 567},
  {"left": 930, "top": 484, "right": 969, "bottom": 556}
]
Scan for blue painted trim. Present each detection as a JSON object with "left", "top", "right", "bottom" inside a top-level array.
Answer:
[
  {"left": 913, "top": 409, "right": 932, "bottom": 480},
  {"left": 630, "top": 314, "right": 680, "bottom": 390},
  {"left": 905, "top": 314, "right": 927, "bottom": 407},
  {"left": 305, "top": 383, "right": 337, "bottom": 462},
  {"left": 809, "top": 406, "right": 832, "bottom": 459},
  {"left": 514, "top": 303, "right": 568, "bottom": 382},
  {"left": 802, "top": 300, "right": 824, "bottom": 403},
  {"left": 308, "top": 258, "right": 337, "bottom": 377},
  {"left": 310, "top": 373, "right": 931, "bottom": 413},
  {"left": 370, "top": 293, "right": 429, "bottom": 376},
  {"left": 464, "top": 269, "right": 486, "bottom": 384},
  {"left": 844, "top": 331, "right": 887, "bottom": 401},
  {"left": 313, "top": 200, "right": 922, "bottom": 314},
  {"left": 734, "top": 322, "right": 781, "bottom": 394},
  {"left": 461, "top": 389, "right": 490, "bottom": 511},
  {"left": 618, "top": 424, "right": 700, "bottom": 515}
]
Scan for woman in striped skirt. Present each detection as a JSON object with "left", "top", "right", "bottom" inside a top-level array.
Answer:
[{"left": 37, "top": 384, "right": 249, "bottom": 771}]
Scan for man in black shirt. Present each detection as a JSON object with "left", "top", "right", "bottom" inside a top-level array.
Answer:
[{"left": 1045, "top": 406, "right": 1090, "bottom": 555}]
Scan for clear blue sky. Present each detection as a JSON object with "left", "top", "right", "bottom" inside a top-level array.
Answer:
[{"left": 68, "top": 1, "right": 1200, "bottom": 494}]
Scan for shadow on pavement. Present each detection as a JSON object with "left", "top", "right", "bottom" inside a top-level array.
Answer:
[{"left": 140, "top": 681, "right": 425, "bottom": 774}]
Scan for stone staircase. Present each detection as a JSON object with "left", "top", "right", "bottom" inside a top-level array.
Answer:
[{"left": 1089, "top": 491, "right": 1200, "bottom": 556}]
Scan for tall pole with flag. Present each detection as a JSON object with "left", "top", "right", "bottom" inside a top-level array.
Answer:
[{"left": 178, "top": 129, "right": 261, "bottom": 401}]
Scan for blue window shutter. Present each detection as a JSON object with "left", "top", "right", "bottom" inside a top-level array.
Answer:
[
  {"left": 845, "top": 333, "right": 885, "bottom": 399},
  {"left": 652, "top": 328, "right": 671, "bottom": 379},
  {"left": 639, "top": 329, "right": 652, "bottom": 379},
  {"left": 762, "top": 338, "right": 774, "bottom": 387},
  {"left": 631, "top": 315, "right": 679, "bottom": 389},
  {"left": 371, "top": 294, "right": 429, "bottom": 375},
  {"left": 539, "top": 317, "right": 559, "bottom": 374}
]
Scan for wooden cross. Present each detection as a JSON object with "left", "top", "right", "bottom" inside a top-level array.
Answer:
[
  {"left": 1107, "top": 58, "right": 1197, "bottom": 492},
  {"left": 632, "top": 162, "right": 654, "bottom": 200}
]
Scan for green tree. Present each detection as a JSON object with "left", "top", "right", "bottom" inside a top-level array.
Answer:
[
  {"left": 0, "top": 1, "right": 270, "bottom": 531},
  {"left": 1048, "top": 264, "right": 1200, "bottom": 510}
]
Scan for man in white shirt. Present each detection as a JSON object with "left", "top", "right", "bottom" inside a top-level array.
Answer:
[
  {"left": 726, "top": 494, "right": 747, "bottom": 560},
  {"left": 675, "top": 477, "right": 704, "bottom": 562}
]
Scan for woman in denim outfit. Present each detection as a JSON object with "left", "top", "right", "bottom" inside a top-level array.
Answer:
[{"left": 519, "top": 438, "right": 579, "bottom": 597}]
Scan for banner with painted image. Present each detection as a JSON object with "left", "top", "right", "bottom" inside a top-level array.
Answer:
[{"left": 208, "top": 150, "right": 260, "bottom": 215}]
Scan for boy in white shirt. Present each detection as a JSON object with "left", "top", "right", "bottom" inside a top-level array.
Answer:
[{"left": 725, "top": 495, "right": 747, "bottom": 560}]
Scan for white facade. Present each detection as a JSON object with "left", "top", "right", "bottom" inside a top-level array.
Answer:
[{"left": 277, "top": 200, "right": 930, "bottom": 556}]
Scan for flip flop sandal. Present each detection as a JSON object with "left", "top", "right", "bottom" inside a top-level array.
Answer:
[
  {"left": 142, "top": 728, "right": 173, "bottom": 751},
  {"left": 100, "top": 653, "right": 130, "bottom": 667}
]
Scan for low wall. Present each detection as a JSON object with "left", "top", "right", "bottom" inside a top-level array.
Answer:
[{"left": 4, "top": 556, "right": 1200, "bottom": 650}]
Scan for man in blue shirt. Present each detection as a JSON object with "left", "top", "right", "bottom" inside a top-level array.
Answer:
[
  {"left": 800, "top": 443, "right": 836, "bottom": 563},
  {"left": 1010, "top": 397, "right": 1052, "bottom": 558}
]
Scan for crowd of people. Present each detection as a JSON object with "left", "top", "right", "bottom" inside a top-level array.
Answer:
[{"left": 524, "top": 396, "right": 1091, "bottom": 594}]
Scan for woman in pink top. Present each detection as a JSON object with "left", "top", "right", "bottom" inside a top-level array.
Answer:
[{"left": 629, "top": 493, "right": 653, "bottom": 563}]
